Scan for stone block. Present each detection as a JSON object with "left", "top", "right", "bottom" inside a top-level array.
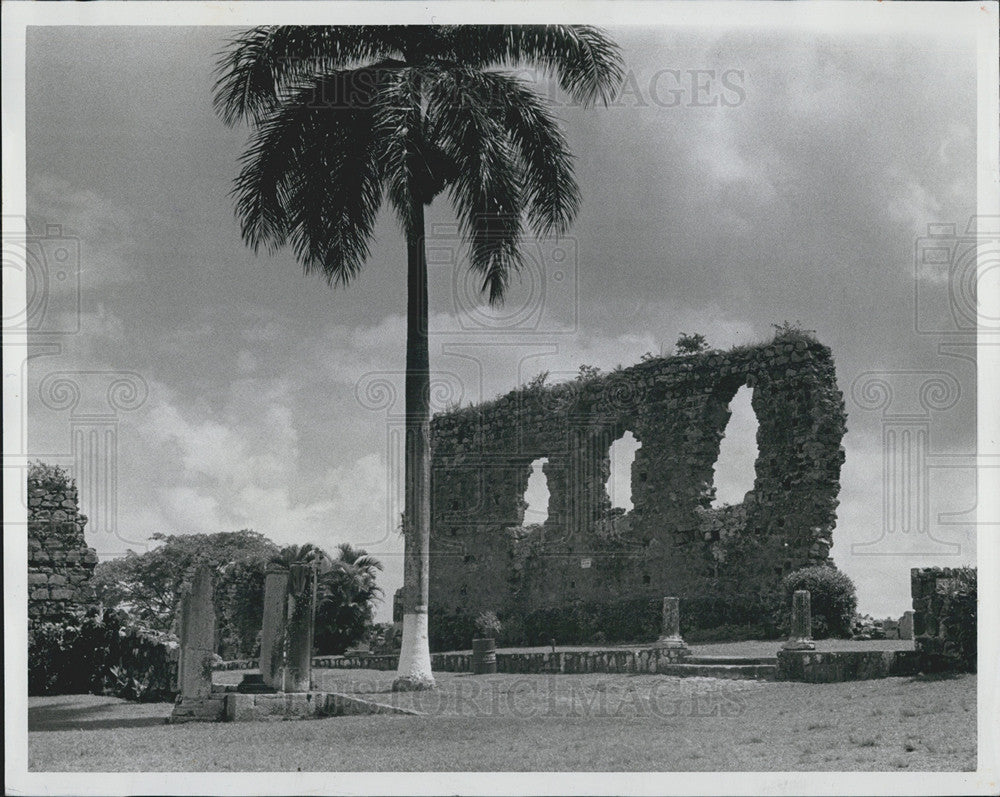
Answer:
[
  {"left": 776, "top": 650, "right": 901, "bottom": 682},
  {"left": 224, "top": 692, "right": 421, "bottom": 722},
  {"left": 169, "top": 696, "right": 226, "bottom": 724}
]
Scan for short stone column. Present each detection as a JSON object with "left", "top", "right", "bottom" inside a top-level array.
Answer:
[
  {"left": 259, "top": 566, "right": 289, "bottom": 689},
  {"left": 899, "top": 610, "right": 914, "bottom": 641},
  {"left": 282, "top": 562, "right": 317, "bottom": 692},
  {"left": 170, "top": 564, "right": 225, "bottom": 722},
  {"left": 655, "top": 597, "right": 688, "bottom": 651},
  {"left": 782, "top": 589, "right": 816, "bottom": 651}
]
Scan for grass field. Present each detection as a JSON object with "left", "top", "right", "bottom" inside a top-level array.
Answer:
[{"left": 29, "top": 667, "right": 975, "bottom": 772}]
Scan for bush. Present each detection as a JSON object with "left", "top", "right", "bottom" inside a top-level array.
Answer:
[
  {"left": 778, "top": 565, "right": 857, "bottom": 639},
  {"left": 428, "top": 593, "right": 778, "bottom": 652},
  {"left": 473, "top": 611, "right": 502, "bottom": 640},
  {"left": 675, "top": 332, "right": 709, "bottom": 355},
  {"left": 28, "top": 607, "right": 177, "bottom": 701}
]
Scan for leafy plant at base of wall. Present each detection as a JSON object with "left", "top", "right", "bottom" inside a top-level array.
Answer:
[{"left": 778, "top": 565, "right": 857, "bottom": 639}]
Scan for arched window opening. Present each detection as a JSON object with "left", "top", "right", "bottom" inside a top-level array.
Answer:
[
  {"left": 523, "top": 457, "right": 550, "bottom": 524},
  {"left": 606, "top": 431, "right": 641, "bottom": 511},
  {"left": 711, "top": 386, "right": 759, "bottom": 507}
]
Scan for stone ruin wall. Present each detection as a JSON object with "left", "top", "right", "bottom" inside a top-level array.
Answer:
[
  {"left": 28, "top": 474, "right": 99, "bottom": 628},
  {"left": 910, "top": 567, "right": 973, "bottom": 650},
  {"left": 428, "top": 335, "right": 847, "bottom": 645}
]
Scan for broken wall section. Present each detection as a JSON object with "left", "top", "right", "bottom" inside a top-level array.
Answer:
[
  {"left": 428, "top": 333, "right": 847, "bottom": 650},
  {"left": 28, "top": 471, "right": 99, "bottom": 629}
]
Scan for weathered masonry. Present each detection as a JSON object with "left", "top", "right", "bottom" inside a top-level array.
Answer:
[
  {"left": 28, "top": 472, "right": 98, "bottom": 629},
  {"left": 428, "top": 333, "right": 847, "bottom": 649}
]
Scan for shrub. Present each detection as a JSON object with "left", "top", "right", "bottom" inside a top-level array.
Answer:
[
  {"left": 779, "top": 565, "right": 857, "bottom": 639},
  {"left": 28, "top": 607, "right": 177, "bottom": 701},
  {"left": 473, "top": 610, "right": 502, "bottom": 640},
  {"left": 675, "top": 332, "right": 709, "bottom": 355},
  {"left": 429, "top": 593, "right": 778, "bottom": 652}
]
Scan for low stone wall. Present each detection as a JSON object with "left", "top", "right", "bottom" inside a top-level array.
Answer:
[
  {"left": 220, "top": 648, "right": 692, "bottom": 675},
  {"left": 776, "top": 650, "right": 921, "bottom": 683},
  {"left": 215, "top": 658, "right": 260, "bottom": 671},
  {"left": 295, "top": 648, "right": 693, "bottom": 674}
]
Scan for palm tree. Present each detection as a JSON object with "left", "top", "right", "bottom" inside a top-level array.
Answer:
[
  {"left": 269, "top": 542, "right": 330, "bottom": 571},
  {"left": 334, "top": 542, "right": 383, "bottom": 573},
  {"left": 213, "top": 25, "right": 623, "bottom": 690},
  {"left": 315, "top": 543, "right": 384, "bottom": 654}
]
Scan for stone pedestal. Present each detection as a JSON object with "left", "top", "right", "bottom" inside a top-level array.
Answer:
[
  {"left": 782, "top": 589, "right": 816, "bottom": 651},
  {"left": 259, "top": 567, "right": 289, "bottom": 689},
  {"left": 655, "top": 597, "right": 688, "bottom": 651}
]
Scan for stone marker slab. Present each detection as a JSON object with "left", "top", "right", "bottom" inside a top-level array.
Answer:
[
  {"left": 176, "top": 564, "right": 215, "bottom": 699},
  {"left": 259, "top": 567, "right": 289, "bottom": 689}
]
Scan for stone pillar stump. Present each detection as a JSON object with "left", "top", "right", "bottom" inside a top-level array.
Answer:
[
  {"left": 655, "top": 597, "right": 688, "bottom": 651},
  {"left": 899, "top": 610, "right": 914, "bottom": 641},
  {"left": 782, "top": 589, "right": 816, "bottom": 651}
]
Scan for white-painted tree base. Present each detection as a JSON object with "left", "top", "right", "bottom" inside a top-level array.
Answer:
[{"left": 392, "top": 611, "right": 436, "bottom": 691}]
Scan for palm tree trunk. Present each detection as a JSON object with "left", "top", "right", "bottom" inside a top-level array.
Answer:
[{"left": 393, "top": 168, "right": 436, "bottom": 691}]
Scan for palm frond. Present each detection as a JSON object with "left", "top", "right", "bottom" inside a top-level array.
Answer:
[
  {"left": 232, "top": 68, "right": 392, "bottom": 285},
  {"left": 431, "top": 69, "right": 580, "bottom": 236},
  {"left": 426, "top": 70, "right": 525, "bottom": 305},
  {"left": 440, "top": 25, "right": 625, "bottom": 106},
  {"left": 213, "top": 26, "right": 408, "bottom": 126}
]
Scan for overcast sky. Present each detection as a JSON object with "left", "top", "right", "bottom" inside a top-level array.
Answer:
[{"left": 23, "top": 20, "right": 980, "bottom": 622}]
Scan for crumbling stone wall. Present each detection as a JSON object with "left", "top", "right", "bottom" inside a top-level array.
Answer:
[
  {"left": 28, "top": 472, "right": 98, "bottom": 628},
  {"left": 428, "top": 333, "right": 847, "bottom": 649},
  {"left": 911, "top": 566, "right": 977, "bottom": 670}
]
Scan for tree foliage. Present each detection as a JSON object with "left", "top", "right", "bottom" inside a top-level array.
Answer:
[
  {"left": 675, "top": 332, "right": 709, "bottom": 355},
  {"left": 213, "top": 26, "right": 624, "bottom": 300},
  {"left": 93, "top": 530, "right": 280, "bottom": 657},
  {"left": 314, "top": 543, "right": 384, "bottom": 654}
]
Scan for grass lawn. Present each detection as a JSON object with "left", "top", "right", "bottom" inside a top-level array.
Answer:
[{"left": 29, "top": 668, "right": 975, "bottom": 772}]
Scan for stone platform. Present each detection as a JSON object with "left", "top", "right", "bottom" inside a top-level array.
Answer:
[
  {"left": 224, "top": 690, "right": 421, "bottom": 722},
  {"left": 776, "top": 649, "right": 922, "bottom": 682}
]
